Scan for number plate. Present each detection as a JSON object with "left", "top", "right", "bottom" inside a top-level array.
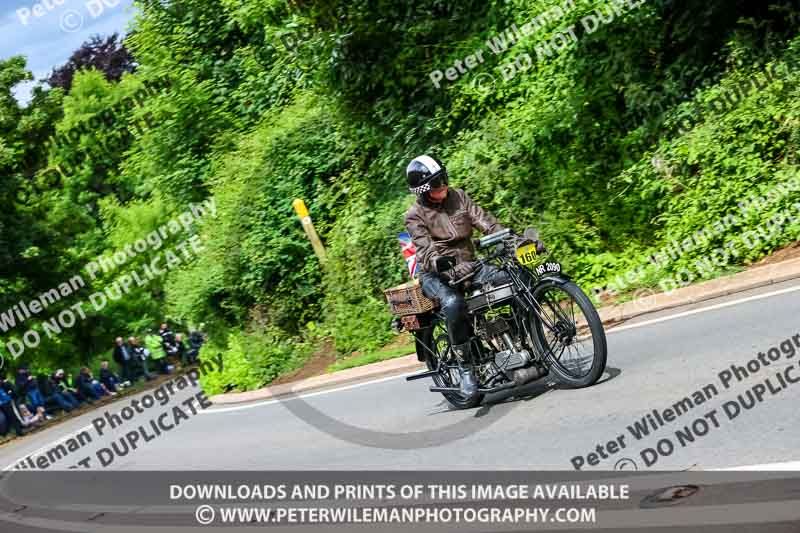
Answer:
[
  {"left": 515, "top": 243, "right": 538, "bottom": 266},
  {"left": 533, "top": 261, "right": 562, "bottom": 276}
]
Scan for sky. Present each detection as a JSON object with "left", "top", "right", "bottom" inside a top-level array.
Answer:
[{"left": 0, "top": 0, "right": 138, "bottom": 105}]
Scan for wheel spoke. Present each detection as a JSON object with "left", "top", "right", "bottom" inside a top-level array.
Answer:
[{"left": 531, "top": 284, "right": 598, "bottom": 380}]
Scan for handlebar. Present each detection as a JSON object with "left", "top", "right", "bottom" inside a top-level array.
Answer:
[
  {"left": 448, "top": 229, "right": 531, "bottom": 287},
  {"left": 448, "top": 269, "right": 478, "bottom": 288},
  {"left": 476, "top": 229, "right": 512, "bottom": 249}
]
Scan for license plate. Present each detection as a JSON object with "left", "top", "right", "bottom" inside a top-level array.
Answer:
[
  {"left": 533, "top": 261, "right": 562, "bottom": 276},
  {"left": 515, "top": 243, "right": 538, "bottom": 266}
]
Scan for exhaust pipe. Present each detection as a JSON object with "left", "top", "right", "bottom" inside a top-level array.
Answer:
[{"left": 511, "top": 366, "right": 544, "bottom": 386}]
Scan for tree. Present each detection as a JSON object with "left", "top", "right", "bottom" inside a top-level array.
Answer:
[{"left": 47, "top": 33, "right": 137, "bottom": 92}]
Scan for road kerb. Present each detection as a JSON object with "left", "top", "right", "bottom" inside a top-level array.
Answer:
[{"left": 210, "top": 355, "right": 424, "bottom": 405}]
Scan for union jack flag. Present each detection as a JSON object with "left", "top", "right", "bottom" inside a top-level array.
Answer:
[{"left": 398, "top": 232, "right": 418, "bottom": 278}]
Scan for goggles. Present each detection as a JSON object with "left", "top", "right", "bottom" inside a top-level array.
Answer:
[{"left": 409, "top": 172, "right": 448, "bottom": 195}]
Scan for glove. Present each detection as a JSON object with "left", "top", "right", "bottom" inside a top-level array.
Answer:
[
  {"left": 434, "top": 255, "right": 456, "bottom": 273},
  {"left": 534, "top": 240, "right": 547, "bottom": 254},
  {"left": 444, "top": 261, "right": 478, "bottom": 282}
]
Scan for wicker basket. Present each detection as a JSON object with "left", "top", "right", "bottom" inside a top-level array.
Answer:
[{"left": 384, "top": 279, "right": 435, "bottom": 316}]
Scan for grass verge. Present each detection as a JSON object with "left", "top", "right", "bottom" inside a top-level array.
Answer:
[{"left": 326, "top": 337, "right": 415, "bottom": 373}]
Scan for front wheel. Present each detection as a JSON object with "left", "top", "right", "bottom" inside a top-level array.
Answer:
[{"left": 526, "top": 278, "right": 607, "bottom": 388}]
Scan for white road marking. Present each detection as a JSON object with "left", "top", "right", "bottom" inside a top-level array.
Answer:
[
  {"left": 1, "top": 423, "right": 94, "bottom": 472},
  {"left": 200, "top": 371, "right": 422, "bottom": 414},
  {"left": 1, "top": 398, "right": 201, "bottom": 471},
  {"left": 720, "top": 460, "right": 800, "bottom": 471},
  {"left": 204, "top": 283, "right": 800, "bottom": 415},
  {"left": 606, "top": 283, "right": 800, "bottom": 333},
  {"left": 3, "top": 282, "right": 799, "bottom": 472}
]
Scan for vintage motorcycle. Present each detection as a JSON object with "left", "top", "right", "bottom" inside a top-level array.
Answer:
[{"left": 387, "top": 228, "right": 607, "bottom": 409}]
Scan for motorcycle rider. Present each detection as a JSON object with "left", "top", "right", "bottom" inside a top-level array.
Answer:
[{"left": 404, "top": 155, "right": 539, "bottom": 400}]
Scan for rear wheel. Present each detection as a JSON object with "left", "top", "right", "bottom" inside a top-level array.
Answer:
[
  {"left": 526, "top": 278, "right": 607, "bottom": 388},
  {"left": 419, "top": 321, "right": 484, "bottom": 409}
]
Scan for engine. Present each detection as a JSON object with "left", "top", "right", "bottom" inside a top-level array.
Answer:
[{"left": 476, "top": 315, "right": 532, "bottom": 371}]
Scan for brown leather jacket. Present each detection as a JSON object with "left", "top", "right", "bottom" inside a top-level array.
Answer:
[{"left": 405, "top": 188, "right": 506, "bottom": 274}]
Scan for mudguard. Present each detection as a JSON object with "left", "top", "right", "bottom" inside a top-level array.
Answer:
[
  {"left": 412, "top": 311, "right": 436, "bottom": 362},
  {"left": 535, "top": 272, "right": 571, "bottom": 286}
]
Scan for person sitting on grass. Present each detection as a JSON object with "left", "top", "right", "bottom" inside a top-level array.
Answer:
[
  {"left": 99, "top": 361, "right": 126, "bottom": 393},
  {"left": 15, "top": 366, "right": 47, "bottom": 415},
  {"left": 89, "top": 369, "right": 114, "bottom": 397},
  {"left": 37, "top": 374, "right": 79, "bottom": 413},
  {"left": 17, "top": 403, "right": 46, "bottom": 427},
  {"left": 74, "top": 368, "right": 112, "bottom": 401},
  {"left": 0, "top": 375, "right": 26, "bottom": 437},
  {"left": 51, "top": 369, "right": 83, "bottom": 406}
]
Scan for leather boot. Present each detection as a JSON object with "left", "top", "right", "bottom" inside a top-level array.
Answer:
[
  {"left": 458, "top": 366, "right": 479, "bottom": 399},
  {"left": 453, "top": 342, "right": 479, "bottom": 399}
]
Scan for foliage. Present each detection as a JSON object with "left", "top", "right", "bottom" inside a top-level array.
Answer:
[
  {"left": 47, "top": 34, "right": 136, "bottom": 92},
  {"left": 197, "top": 328, "right": 313, "bottom": 396},
  {"left": 3, "top": 0, "right": 800, "bottom": 391}
]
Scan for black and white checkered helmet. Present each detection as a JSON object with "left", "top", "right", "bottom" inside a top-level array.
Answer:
[{"left": 406, "top": 155, "right": 448, "bottom": 195}]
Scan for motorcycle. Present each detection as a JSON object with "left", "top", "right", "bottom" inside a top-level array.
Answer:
[{"left": 392, "top": 228, "right": 607, "bottom": 409}]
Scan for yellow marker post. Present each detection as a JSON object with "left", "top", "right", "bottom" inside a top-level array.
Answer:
[{"left": 293, "top": 199, "right": 327, "bottom": 264}]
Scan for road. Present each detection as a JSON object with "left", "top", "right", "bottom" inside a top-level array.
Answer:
[{"left": 2, "top": 279, "right": 800, "bottom": 472}]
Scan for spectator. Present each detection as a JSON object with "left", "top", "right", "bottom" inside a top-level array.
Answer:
[
  {"left": 99, "top": 361, "right": 125, "bottom": 393},
  {"left": 112, "top": 337, "right": 136, "bottom": 383},
  {"left": 51, "top": 369, "right": 83, "bottom": 407},
  {"left": 0, "top": 375, "right": 25, "bottom": 437},
  {"left": 15, "top": 366, "right": 46, "bottom": 413},
  {"left": 17, "top": 403, "right": 46, "bottom": 427},
  {"left": 187, "top": 328, "right": 206, "bottom": 365},
  {"left": 159, "top": 322, "right": 176, "bottom": 352},
  {"left": 131, "top": 337, "right": 155, "bottom": 381},
  {"left": 74, "top": 368, "right": 109, "bottom": 402},
  {"left": 172, "top": 333, "right": 189, "bottom": 366},
  {"left": 147, "top": 334, "right": 173, "bottom": 374},
  {"left": 37, "top": 374, "right": 79, "bottom": 413},
  {"left": 89, "top": 369, "right": 113, "bottom": 397}
]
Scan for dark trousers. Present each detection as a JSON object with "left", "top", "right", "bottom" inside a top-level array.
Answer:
[
  {"left": 102, "top": 378, "right": 119, "bottom": 393},
  {"left": 133, "top": 358, "right": 154, "bottom": 381},
  {"left": 419, "top": 264, "right": 510, "bottom": 349},
  {"left": 26, "top": 389, "right": 45, "bottom": 410},
  {"left": 420, "top": 272, "right": 471, "bottom": 347},
  {"left": 78, "top": 385, "right": 99, "bottom": 401},
  {"left": 46, "top": 392, "right": 79, "bottom": 412},
  {"left": 0, "top": 402, "right": 24, "bottom": 436},
  {"left": 118, "top": 359, "right": 135, "bottom": 383}
]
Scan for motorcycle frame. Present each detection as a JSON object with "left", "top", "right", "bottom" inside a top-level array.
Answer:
[{"left": 411, "top": 238, "right": 572, "bottom": 383}]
